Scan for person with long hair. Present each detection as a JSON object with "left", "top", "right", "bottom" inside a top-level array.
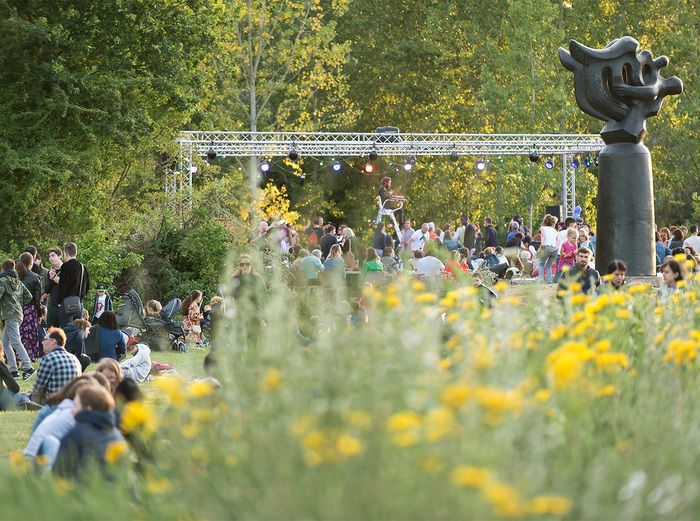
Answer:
[
  {"left": 96, "top": 311, "right": 126, "bottom": 361},
  {"left": 669, "top": 228, "right": 685, "bottom": 250},
  {"left": 181, "top": 290, "right": 203, "bottom": 344},
  {"left": 17, "top": 252, "right": 42, "bottom": 361},
  {"left": 95, "top": 358, "right": 124, "bottom": 395},
  {"left": 323, "top": 244, "right": 346, "bottom": 277},
  {"left": 362, "top": 248, "right": 384, "bottom": 273},
  {"left": 659, "top": 259, "right": 684, "bottom": 302},
  {"left": 23, "top": 374, "right": 110, "bottom": 466},
  {"left": 605, "top": 259, "right": 627, "bottom": 290},
  {"left": 232, "top": 254, "right": 267, "bottom": 312}
]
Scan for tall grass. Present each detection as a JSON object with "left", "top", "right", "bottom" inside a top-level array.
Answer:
[{"left": 2, "top": 256, "right": 699, "bottom": 520}]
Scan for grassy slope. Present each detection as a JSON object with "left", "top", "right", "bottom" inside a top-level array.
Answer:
[{"left": 0, "top": 349, "right": 208, "bottom": 458}]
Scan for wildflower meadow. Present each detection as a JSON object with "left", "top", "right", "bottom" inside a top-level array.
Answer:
[{"left": 2, "top": 257, "right": 700, "bottom": 520}]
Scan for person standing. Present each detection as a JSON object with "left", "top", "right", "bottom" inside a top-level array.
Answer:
[
  {"left": 319, "top": 225, "right": 338, "bottom": 261},
  {"left": 683, "top": 225, "right": 700, "bottom": 254},
  {"left": 0, "top": 259, "right": 35, "bottom": 380},
  {"left": 372, "top": 223, "right": 393, "bottom": 257},
  {"left": 410, "top": 223, "right": 430, "bottom": 253},
  {"left": 17, "top": 252, "right": 42, "bottom": 361},
  {"left": 400, "top": 220, "right": 415, "bottom": 253},
  {"left": 55, "top": 242, "right": 90, "bottom": 328},
  {"left": 91, "top": 284, "right": 112, "bottom": 322},
  {"left": 42, "top": 248, "right": 63, "bottom": 328},
  {"left": 537, "top": 214, "right": 559, "bottom": 284},
  {"left": 484, "top": 218, "right": 498, "bottom": 248}
]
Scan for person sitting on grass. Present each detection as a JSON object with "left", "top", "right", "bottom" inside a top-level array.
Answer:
[
  {"left": 659, "top": 259, "right": 684, "bottom": 302},
  {"left": 95, "top": 358, "right": 124, "bottom": 396},
  {"left": 444, "top": 250, "right": 470, "bottom": 279},
  {"left": 361, "top": 248, "right": 384, "bottom": 273},
  {"left": 605, "top": 259, "right": 628, "bottom": 290},
  {"left": 556, "top": 247, "right": 601, "bottom": 297},
  {"left": 31, "top": 372, "right": 110, "bottom": 433},
  {"left": 64, "top": 318, "right": 92, "bottom": 372},
  {"left": 95, "top": 311, "right": 126, "bottom": 361},
  {"left": 28, "top": 327, "right": 82, "bottom": 405},
  {"left": 0, "top": 341, "right": 41, "bottom": 411},
  {"left": 53, "top": 384, "right": 126, "bottom": 479},
  {"left": 472, "top": 272, "right": 498, "bottom": 308},
  {"left": 381, "top": 246, "right": 399, "bottom": 274},
  {"left": 120, "top": 342, "right": 152, "bottom": 383},
  {"left": 23, "top": 374, "right": 110, "bottom": 467}
]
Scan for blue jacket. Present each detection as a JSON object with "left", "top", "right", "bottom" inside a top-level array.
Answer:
[
  {"left": 99, "top": 328, "right": 126, "bottom": 361},
  {"left": 656, "top": 242, "right": 671, "bottom": 265},
  {"left": 53, "top": 409, "right": 125, "bottom": 478},
  {"left": 484, "top": 225, "right": 498, "bottom": 248}
]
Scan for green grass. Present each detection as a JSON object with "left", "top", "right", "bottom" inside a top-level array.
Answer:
[{"left": 0, "top": 348, "right": 209, "bottom": 459}]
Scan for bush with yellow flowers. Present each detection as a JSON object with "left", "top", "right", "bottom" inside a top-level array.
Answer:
[{"left": 5, "top": 264, "right": 700, "bottom": 520}]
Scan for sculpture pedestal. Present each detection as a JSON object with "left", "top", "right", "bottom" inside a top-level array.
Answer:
[{"left": 596, "top": 143, "right": 656, "bottom": 276}]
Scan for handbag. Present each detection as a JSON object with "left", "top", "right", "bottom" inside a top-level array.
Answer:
[{"left": 63, "top": 263, "right": 84, "bottom": 315}]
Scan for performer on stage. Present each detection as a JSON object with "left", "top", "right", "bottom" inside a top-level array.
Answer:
[{"left": 378, "top": 177, "right": 404, "bottom": 224}]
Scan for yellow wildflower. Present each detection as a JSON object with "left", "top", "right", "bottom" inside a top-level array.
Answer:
[
  {"left": 548, "top": 351, "right": 584, "bottom": 389},
  {"left": 387, "top": 411, "right": 421, "bottom": 432},
  {"left": 391, "top": 430, "right": 420, "bottom": 447},
  {"left": 384, "top": 294, "right": 400, "bottom": 308},
  {"left": 570, "top": 294, "right": 589, "bottom": 305},
  {"left": 303, "top": 430, "right": 326, "bottom": 450},
  {"left": 181, "top": 423, "right": 200, "bottom": 439},
  {"left": 9, "top": 450, "right": 28, "bottom": 475},
  {"left": 146, "top": 477, "right": 172, "bottom": 494},
  {"left": 629, "top": 284, "right": 650, "bottom": 294},
  {"left": 494, "top": 281, "right": 508, "bottom": 293},
  {"left": 121, "top": 400, "right": 157, "bottom": 436},
  {"left": 550, "top": 325, "right": 569, "bottom": 341},
  {"left": 104, "top": 440, "right": 129, "bottom": 464},
  {"left": 594, "top": 352, "right": 629, "bottom": 373},
  {"left": 481, "top": 481, "right": 524, "bottom": 518},
  {"left": 533, "top": 389, "right": 551, "bottom": 404},
  {"left": 440, "top": 384, "right": 472, "bottom": 409},
  {"left": 450, "top": 465, "right": 495, "bottom": 488},
  {"left": 154, "top": 376, "right": 185, "bottom": 406},
  {"left": 615, "top": 309, "right": 631, "bottom": 319},
  {"left": 415, "top": 292, "right": 438, "bottom": 304},
  {"left": 596, "top": 385, "right": 617, "bottom": 397},
  {"left": 525, "top": 495, "right": 572, "bottom": 515},
  {"left": 336, "top": 434, "right": 364, "bottom": 458},
  {"left": 473, "top": 349, "right": 495, "bottom": 369},
  {"left": 53, "top": 478, "right": 73, "bottom": 495},
  {"left": 261, "top": 368, "right": 282, "bottom": 391},
  {"left": 187, "top": 379, "right": 215, "bottom": 398},
  {"left": 424, "top": 407, "right": 456, "bottom": 443},
  {"left": 344, "top": 410, "right": 372, "bottom": 429}
]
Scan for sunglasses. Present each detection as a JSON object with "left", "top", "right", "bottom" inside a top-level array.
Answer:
[{"left": 240, "top": 262, "right": 251, "bottom": 267}]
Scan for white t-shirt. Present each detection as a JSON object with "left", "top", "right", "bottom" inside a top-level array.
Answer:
[
  {"left": 684, "top": 235, "right": 700, "bottom": 254},
  {"left": 94, "top": 294, "right": 107, "bottom": 318},
  {"left": 410, "top": 230, "right": 429, "bottom": 251},
  {"left": 454, "top": 225, "right": 465, "bottom": 243},
  {"left": 416, "top": 256, "right": 445, "bottom": 276},
  {"left": 556, "top": 228, "right": 570, "bottom": 253},
  {"left": 540, "top": 226, "right": 558, "bottom": 248}
]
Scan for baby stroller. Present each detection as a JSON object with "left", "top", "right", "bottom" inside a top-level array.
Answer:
[{"left": 116, "top": 289, "right": 187, "bottom": 352}]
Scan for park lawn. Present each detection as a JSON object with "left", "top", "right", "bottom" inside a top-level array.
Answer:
[
  {"left": 0, "top": 281, "right": 554, "bottom": 460},
  {"left": 0, "top": 348, "right": 209, "bottom": 459}
]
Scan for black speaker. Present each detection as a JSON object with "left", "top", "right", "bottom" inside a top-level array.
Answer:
[{"left": 545, "top": 205, "right": 562, "bottom": 220}]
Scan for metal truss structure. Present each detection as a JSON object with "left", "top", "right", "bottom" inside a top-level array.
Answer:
[{"left": 168, "top": 131, "right": 605, "bottom": 218}]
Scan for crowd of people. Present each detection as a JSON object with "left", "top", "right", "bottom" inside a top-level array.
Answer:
[{"left": 1, "top": 180, "right": 696, "bottom": 480}]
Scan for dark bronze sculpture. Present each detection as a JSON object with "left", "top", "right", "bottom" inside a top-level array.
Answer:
[{"left": 559, "top": 37, "right": 683, "bottom": 275}]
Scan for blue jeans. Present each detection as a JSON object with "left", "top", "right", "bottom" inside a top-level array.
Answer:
[
  {"left": 0, "top": 388, "right": 30, "bottom": 410},
  {"left": 2, "top": 318, "right": 32, "bottom": 372},
  {"left": 538, "top": 250, "right": 557, "bottom": 283}
]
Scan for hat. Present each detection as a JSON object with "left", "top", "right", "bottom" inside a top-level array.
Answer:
[{"left": 96, "top": 284, "right": 107, "bottom": 291}]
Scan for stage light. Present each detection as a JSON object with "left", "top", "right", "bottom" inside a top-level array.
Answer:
[
  {"left": 475, "top": 159, "right": 487, "bottom": 171},
  {"left": 288, "top": 147, "right": 299, "bottom": 161},
  {"left": 189, "top": 165, "right": 198, "bottom": 174},
  {"left": 364, "top": 162, "right": 374, "bottom": 174},
  {"left": 571, "top": 157, "right": 580, "bottom": 169},
  {"left": 450, "top": 150, "right": 459, "bottom": 162},
  {"left": 206, "top": 148, "right": 217, "bottom": 161},
  {"left": 403, "top": 162, "right": 413, "bottom": 172},
  {"left": 583, "top": 155, "right": 593, "bottom": 168},
  {"left": 260, "top": 161, "right": 270, "bottom": 172},
  {"left": 544, "top": 158, "right": 554, "bottom": 170},
  {"left": 529, "top": 149, "right": 540, "bottom": 162},
  {"left": 331, "top": 161, "right": 342, "bottom": 172},
  {"left": 369, "top": 149, "right": 379, "bottom": 161}
]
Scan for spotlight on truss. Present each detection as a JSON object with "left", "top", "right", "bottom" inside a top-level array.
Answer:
[
  {"left": 260, "top": 161, "right": 270, "bottom": 172},
  {"left": 544, "top": 158, "right": 554, "bottom": 170},
  {"left": 331, "top": 161, "right": 342, "bottom": 173},
  {"left": 475, "top": 159, "right": 487, "bottom": 171},
  {"left": 364, "top": 162, "right": 374, "bottom": 174}
]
